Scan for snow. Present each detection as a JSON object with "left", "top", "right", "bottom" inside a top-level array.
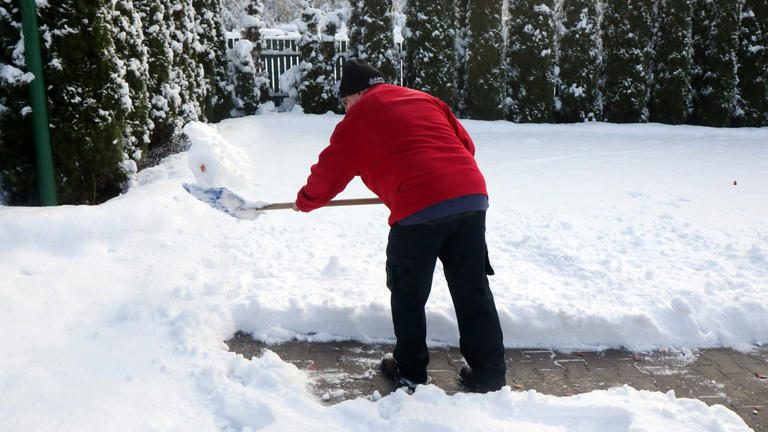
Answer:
[
  {"left": 0, "top": 63, "right": 34, "bottom": 85},
  {"left": 1, "top": 113, "right": 765, "bottom": 431},
  {"left": 232, "top": 38, "right": 254, "bottom": 59},
  {"left": 260, "top": 27, "right": 300, "bottom": 39},
  {"left": 320, "top": 9, "right": 344, "bottom": 33}
]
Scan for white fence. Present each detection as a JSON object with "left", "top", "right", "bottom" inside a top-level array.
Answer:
[
  {"left": 226, "top": 34, "right": 401, "bottom": 98},
  {"left": 257, "top": 36, "right": 349, "bottom": 95}
]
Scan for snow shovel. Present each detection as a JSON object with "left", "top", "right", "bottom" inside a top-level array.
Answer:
[{"left": 183, "top": 183, "right": 382, "bottom": 220}]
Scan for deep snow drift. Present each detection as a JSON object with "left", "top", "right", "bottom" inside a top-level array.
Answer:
[{"left": 1, "top": 113, "right": 765, "bottom": 431}]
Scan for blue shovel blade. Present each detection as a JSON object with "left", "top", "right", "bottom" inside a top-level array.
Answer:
[{"left": 182, "top": 183, "right": 262, "bottom": 220}]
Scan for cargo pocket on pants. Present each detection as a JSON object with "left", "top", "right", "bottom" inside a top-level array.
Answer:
[
  {"left": 386, "top": 257, "right": 416, "bottom": 292},
  {"left": 485, "top": 247, "right": 495, "bottom": 276}
]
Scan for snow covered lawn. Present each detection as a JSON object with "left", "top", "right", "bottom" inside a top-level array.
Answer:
[{"left": 1, "top": 113, "right": 765, "bottom": 430}]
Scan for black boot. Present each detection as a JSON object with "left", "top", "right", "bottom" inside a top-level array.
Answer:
[
  {"left": 380, "top": 355, "right": 421, "bottom": 392},
  {"left": 380, "top": 355, "right": 400, "bottom": 380},
  {"left": 459, "top": 365, "right": 503, "bottom": 393}
]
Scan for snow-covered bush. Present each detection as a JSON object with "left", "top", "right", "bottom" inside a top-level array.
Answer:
[
  {"left": 113, "top": 0, "right": 153, "bottom": 164},
  {"left": 169, "top": 0, "right": 204, "bottom": 127},
  {"left": 602, "top": 0, "right": 654, "bottom": 123},
  {"left": 195, "top": 0, "right": 234, "bottom": 123},
  {"left": 296, "top": 4, "right": 339, "bottom": 114},
  {"left": 229, "top": 39, "right": 262, "bottom": 116},
  {"left": 736, "top": 0, "right": 768, "bottom": 126},
  {"left": 506, "top": 0, "right": 557, "bottom": 123},
  {"left": 403, "top": 0, "right": 456, "bottom": 106},
  {"left": 691, "top": 0, "right": 740, "bottom": 127},
  {"left": 456, "top": 0, "right": 505, "bottom": 120},
  {"left": 318, "top": 9, "right": 345, "bottom": 113},
  {"left": 0, "top": 3, "right": 36, "bottom": 204},
  {"left": 136, "top": 0, "right": 181, "bottom": 151},
  {"left": 347, "top": 0, "right": 398, "bottom": 83},
  {"left": 649, "top": 0, "right": 694, "bottom": 125},
  {"left": 556, "top": 0, "right": 601, "bottom": 123}
]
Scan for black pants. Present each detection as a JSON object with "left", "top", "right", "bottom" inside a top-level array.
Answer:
[{"left": 386, "top": 210, "right": 506, "bottom": 389}]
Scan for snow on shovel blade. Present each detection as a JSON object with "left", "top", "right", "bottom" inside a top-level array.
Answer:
[{"left": 182, "top": 183, "right": 266, "bottom": 220}]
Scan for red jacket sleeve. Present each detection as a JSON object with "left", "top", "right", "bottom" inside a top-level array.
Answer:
[{"left": 295, "top": 125, "right": 358, "bottom": 212}]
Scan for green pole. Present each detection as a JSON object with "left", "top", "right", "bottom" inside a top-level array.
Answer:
[{"left": 19, "top": 0, "right": 57, "bottom": 205}]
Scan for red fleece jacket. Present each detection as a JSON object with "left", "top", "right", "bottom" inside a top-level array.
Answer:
[{"left": 295, "top": 84, "right": 487, "bottom": 225}]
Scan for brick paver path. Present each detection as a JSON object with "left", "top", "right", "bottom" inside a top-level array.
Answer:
[{"left": 227, "top": 332, "right": 767, "bottom": 431}]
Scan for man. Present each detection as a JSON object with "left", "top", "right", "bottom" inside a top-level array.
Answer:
[{"left": 293, "top": 59, "right": 506, "bottom": 393}]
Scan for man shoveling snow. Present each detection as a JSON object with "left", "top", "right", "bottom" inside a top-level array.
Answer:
[{"left": 293, "top": 59, "right": 507, "bottom": 393}]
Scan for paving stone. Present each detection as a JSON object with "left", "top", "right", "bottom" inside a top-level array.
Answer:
[
  {"left": 426, "top": 348, "right": 455, "bottom": 371},
  {"left": 616, "top": 362, "right": 648, "bottom": 378},
  {"left": 693, "top": 364, "right": 728, "bottom": 380},
  {"left": 509, "top": 365, "right": 542, "bottom": 381},
  {"left": 707, "top": 350, "right": 752, "bottom": 375},
  {"left": 522, "top": 350, "right": 557, "bottom": 366},
  {"left": 539, "top": 367, "right": 568, "bottom": 382},
  {"left": 581, "top": 355, "right": 621, "bottom": 370},
  {"left": 652, "top": 375, "right": 718, "bottom": 399},
  {"left": 558, "top": 359, "right": 590, "bottom": 380},
  {"left": 554, "top": 352, "right": 585, "bottom": 361},
  {"left": 280, "top": 343, "right": 312, "bottom": 360},
  {"left": 503, "top": 350, "right": 529, "bottom": 363},
  {"left": 585, "top": 367, "right": 622, "bottom": 387},
  {"left": 427, "top": 370, "right": 462, "bottom": 393},
  {"left": 309, "top": 350, "right": 340, "bottom": 369}
]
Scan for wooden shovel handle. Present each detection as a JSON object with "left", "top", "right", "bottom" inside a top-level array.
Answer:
[{"left": 258, "top": 197, "right": 383, "bottom": 210}]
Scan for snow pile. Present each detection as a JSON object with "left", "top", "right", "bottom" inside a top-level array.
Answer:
[
  {"left": 1, "top": 113, "right": 765, "bottom": 430},
  {"left": 185, "top": 121, "right": 254, "bottom": 189}
]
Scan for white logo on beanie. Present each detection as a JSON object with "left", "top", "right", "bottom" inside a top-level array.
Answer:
[{"left": 369, "top": 77, "right": 385, "bottom": 86}]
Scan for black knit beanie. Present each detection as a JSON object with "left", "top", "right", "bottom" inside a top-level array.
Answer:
[{"left": 338, "top": 59, "right": 385, "bottom": 98}]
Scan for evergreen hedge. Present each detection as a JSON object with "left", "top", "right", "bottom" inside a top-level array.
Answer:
[
  {"left": 2, "top": 0, "right": 768, "bottom": 206},
  {"left": 0, "top": 0, "right": 242, "bottom": 205},
  {"left": 35, "top": 1, "right": 128, "bottom": 204}
]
